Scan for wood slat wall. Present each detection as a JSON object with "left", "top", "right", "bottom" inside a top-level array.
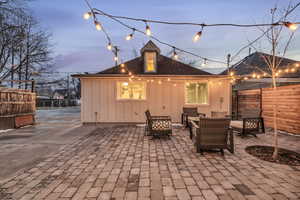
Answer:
[
  {"left": 0, "top": 88, "right": 36, "bottom": 116},
  {"left": 80, "top": 77, "right": 231, "bottom": 123},
  {"left": 235, "top": 84, "right": 300, "bottom": 135}
]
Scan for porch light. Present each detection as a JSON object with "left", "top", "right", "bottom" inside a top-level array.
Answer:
[
  {"left": 278, "top": 69, "right": 282, "bottom": 73},
  {"left": 167, "top": 78, "right": 171, "bottom": 81},
  {"left": 257, "top": 75, "right": 261, "bottom": 79},
  {"left": 275, "top": 72, "right": 279, "bottom": 76},
  {"left": 94, "top": 21, "right": 102, "bottom": 31},
  {"left": 121, "top": 68, "right": 126, "bottom": 73},
  {"left": 83, "top": 12, "right": 92, "bottom": 20},
  {"left": 291, "top": 68, "right": 296, "bottom": 72},
  {"left": 193, "top": 31, "right": 202, "bottom": 42},
  {"left": 128, "top": 71, "right": 132, "bottom": 76},
  {"left": 252, "top": 73, "right": 256, "bottom": 78},
  {"left": 285, "top": 69, "right": 289, "bottom": 73},
  {"left": 122, "top": 82, "right": 129, "bottom": 86},
  {"left": 158, "top": 80, "right": 162, "bottom": 84},
  {"left": 173, "top": 83, "right": 177, "bottom": 87},
  {"left": 263, "top": 72, "right": 267, "bottom": 76},
  {"left": 283, "top": 22, "right": 298, "bottom": 31},
  {"left": 295, "top": 63, "right": 299, "bottom": 67},
  {"left": 151, "top": 79, "right": 154, "bottom": 82}
]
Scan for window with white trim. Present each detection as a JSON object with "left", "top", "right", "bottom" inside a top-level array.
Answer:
[
  {"left": 117, "top": 82, "right": 146, "bottom": 100},
  {"left": 185, "top": 82, "right": 208, "bottom": 104},
  {"left": 144, "top": 52, "right": 156, "bottom": 72}
]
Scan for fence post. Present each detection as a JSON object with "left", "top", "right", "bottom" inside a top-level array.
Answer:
[{"left": 31, "top": 79, "right": 35, "bottom": 93}]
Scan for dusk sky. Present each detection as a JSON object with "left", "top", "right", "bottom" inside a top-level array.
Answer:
[{"left": 29, "top": 0, "right": 300, "bottom": 74}]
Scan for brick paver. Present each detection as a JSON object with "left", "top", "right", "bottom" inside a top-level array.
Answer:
[{"left": 0, "top": 125, "right": 299, "bottom": 200}]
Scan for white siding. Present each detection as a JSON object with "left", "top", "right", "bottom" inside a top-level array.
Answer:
[{"left": 80, "top": 77, "right": 231, "bottom": 123}]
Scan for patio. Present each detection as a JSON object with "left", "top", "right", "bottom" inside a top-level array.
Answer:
[{"left": 0, "top": 125, "right": 299, "bottom": 200}]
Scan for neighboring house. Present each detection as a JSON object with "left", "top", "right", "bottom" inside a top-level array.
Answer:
[
  {"left": 221, "top": 52, "right": 300, "bottom": 90},
  {"left": 72, "top": 41, "right": 231, "bottom": 123},
  {"left": 52, "top": 89, "right": 68, "bottom": 99}
]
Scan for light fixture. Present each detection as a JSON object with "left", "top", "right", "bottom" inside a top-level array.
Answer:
[
  {"left": 252, "top": 73, "right": 256, "bottom": 78},
  {"left": 193, "top": 31, "right": 202, "bottom": 42},
  {"left": 114, "top": 56, "right": 118, "bottom": 61},
  {"left": 283, "top": 22, "right": 298, "bottom": 31},
  {"left": 275, "top": 72, "right": 279, "bottom": 77},
  {"left": 151, "top": 79, "right": 154, "bottom": 82},
  {"left": 173, "top": 83, "right": 177, "bottom": 87},
  {"left": 83, "top": 12, "right": 92, "bottom": 20},
  {"left": 138, "top": 78, "right": 141, "bottom": 81},
  {"left": 278, "top": 69, "right": 282, "bottom": 73},
  {"left": 158, "top": 80, "right": 162, "bottom": 84},
  {"left": 285, "top": 68, "right": 289, "bottom": 73},
  {"left": 94, "top": 21, "right": 102, "bottom": 31},
  {"left": 122, "top": 82, "right": 129, "bottom": 86},
  {"left": 244, "top": 77, "right": 248, "bottom": 80},
  {"left": 230, "top": 71, "right": 234, "bottom": 76},
  {"left": 126, "top": 29, "right": 135, "bottom": 40},
  {"left": 201, "top": 58, "right": 207, "bottom": 67},
  {"left": 128, "top": 71, "right": 132, "bottom": 76},
  {"left": 291, "top": 68, "right": 296, "bottom": 72},
  {"left": 295, "top": 63, "right": 299, "bottom": 67},
  {"left": 263, "top": 72, "right": 267, "bottom": 76},
  {"left": 257, "top": 75, "right": 261, "bottom": 79},
  {"left": 121, "top": 63, "right": 125, "bottom": 68},
  {"left": 172, "top": 47, "right": 178, "bottom": 60},
  {"left": 107, "top": 42, "right": 113, "bottom": 51},
  {"left": 144, "top": 21, "right": 151, "bottom": 36},
  {"left": 121, "top": 68, "right": 126, "bottom": 73},
  {"left": 167, "top": 78, "right": 171, "bottom": 81}
]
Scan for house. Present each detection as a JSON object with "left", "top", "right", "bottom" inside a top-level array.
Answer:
[
  {"left": 72, "top": 41, "right": 231, "bottom": 123},
  {"left": 220, "top": 52, "right": 300, "bottom": 90}
]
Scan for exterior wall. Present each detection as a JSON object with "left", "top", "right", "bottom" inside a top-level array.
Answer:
[{"left": 80, "top": 77, "right": 231, "bottom": 123}]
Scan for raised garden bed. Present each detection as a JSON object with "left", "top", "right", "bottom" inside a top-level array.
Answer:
[{"left": 246, "top": 145, "right": 300, "bottom": 166}]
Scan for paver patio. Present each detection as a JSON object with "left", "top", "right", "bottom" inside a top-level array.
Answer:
[{"left": 0, "top": 125, "right": 299, "bottom": 200}]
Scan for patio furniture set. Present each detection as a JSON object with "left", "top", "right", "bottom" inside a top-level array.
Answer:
[{"left": 145, "top": 107, "right": 265, "bottom": 155}]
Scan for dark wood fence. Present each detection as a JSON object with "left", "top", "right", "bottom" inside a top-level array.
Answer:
[
  {"left": 0, "top": 88, "right": 36, "bottom": 129},
  {"left": 233, "top": 84, "right": 300, "bottom": 135}
]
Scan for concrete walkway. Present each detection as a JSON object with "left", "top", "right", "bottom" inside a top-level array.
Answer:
[
  {"left": 0, "top": 124, "right": 299, "bottom": 200},
  {"left": 0, "top": 107, "right": 94, "bottom": 181}
]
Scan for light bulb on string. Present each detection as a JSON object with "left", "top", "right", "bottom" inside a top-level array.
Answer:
[
  {"left": 295, "top": 63, "right": 299, "bottom": 67},
  {"left": 94, "top": 21, "right": 102, "bottom": 31},
  {"left": 172, "top": 47, "right": 178, "bottom": 60},
  {"left": 263, "top": 72, "right": 267, "bottom": 77},
  {"left": 167, "top": 78, "right": 171, "bottom": 81},
  {"left": 257, "top": 75, "right": 261, "bottom": 79},
  {"left": 125, "top": 29, "right": 135, "bottom": 41},
  {"left": 244, "top": 77, "right": 248, "bottom": 80},
  {"left": 120, "top": 63, "right": 125, "bottom": 68},
  {"left": 114, "top": 56, "right": 118, "bottom": 61},
  {"left": 201, "top": 58, "right": 207, "bottom": 67},
  {"left": 230, "top": 71, "right": 234, "bottom": 76},
  {"left": 83, "top": 12, "right": 92, "bottom": 20},
  {"left": 283, "top": 22, "right": 298, "bottom": 31},
  {"left": 252, "top": 73, "right": 256, "bottom": 78},
  {"left": 128, "top": 71, "right": 132, "bottom": 76},
  {"left": 144, "top": 21, "right": 151, "bottom": 36},
  {"left": 291, "top": 68, "right": 296, "bottom": 72},
  {"left": 193, "top": 31, "right": 202, "bottom": 42},
  {"left": 285, "top": 68, "right": 289, "bottom": 73},
  {"left": 121, "top": 68, "right": 126, "bottom": 73},
  {"left": 107, "top": 42, "right": 113, "bottom": 51}
]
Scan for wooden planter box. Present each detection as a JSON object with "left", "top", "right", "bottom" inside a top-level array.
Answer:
[{"left": 0, "top": 113, "right": 35, "bottom": 130}]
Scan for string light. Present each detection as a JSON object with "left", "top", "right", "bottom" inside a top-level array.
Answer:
[
  {"left": 126, "top": 29, "right": 135, "bottom": 40},
  {"left": 144, "top": 21, "right": 151, "bottom": 36},
  {"left": 83, "top": 12, "right": 92, "bottom": 20},
  {"left": 285, "top": 68, "right": 289, "bottom": 73},
  {"left": 151, "top": 79, "right": 154, "bottom": 82},
  {"left": 230, "top": 71, "right": 234, "bottom": 76},
  {"left": 158, "top": 80, "right": 162, "bottom": 84},
  {"left": 252, "top": 73, "right": 256, "bottom": 78},
  {"left": 173, "top": 83, "right": 177, "bottom": 87},
  {"left": 94, "top": 21, "right": 102, "bottom": 31},
  {"left": 263, "top": 72, "right": 267, "bottom": 76},
  {"left": 114, "top": 56, "right": 118, "bottom": 61},
  {"left": 172, "top": 47, "right": 178, "bottom": 60},
  {"left": 244, "top": 77, "right": 249, "bottom": 80},
  {"left": 283, "top": 21, "right": 298, "bottom": 31},
  {"left": 121, "top": 63, "right": 125, "bottom": 67},
  {"left": 295, "top": 63, "right": 299, "bottom": 67},
  {"left": 167, "top": 78, "right": 171, "bottom": 81},
  {"left": 257, "top": 75, "right": 261, "bottom": 79},
  {"left": 201, "top": 58, "right": 207, "bottom": 67},
  {"left": 291, "top": 68, "right": 296, "bottom": 72},
  {"left": 128, "top": 71, "right": 132, "bottom": 76},
  {"left": 193, "top": 31, "right": 202, "bottom": 42},
  {"left": 121, "top": 68, "right": 126, "bottom": 73},
  {"left": 107, "top": 42, "right": 113, "bottom": 50}
]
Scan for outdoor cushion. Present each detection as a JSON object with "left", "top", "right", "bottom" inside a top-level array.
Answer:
[
  {"left": 152, "top": 120, "right": 172, "bottom": 130},
  {"left": 230, "top": 120, "right": 243, "bottom": 129}
]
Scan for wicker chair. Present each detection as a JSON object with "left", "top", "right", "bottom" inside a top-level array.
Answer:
[
  {"left": 182, "top": 107, "right": 206, "bottom": 127},
  {"left": 191, "top": 118, "right": 234, "bottom": 155},
  {"left": 145, "top": 110, "right": 172, "bottom": 138}
]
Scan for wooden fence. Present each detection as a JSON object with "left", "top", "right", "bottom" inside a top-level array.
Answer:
[
  {"left": 0, "top": 88, "right": 36, "bottom": 129},
  {"left": 233, "top": 84, "right": 300, "bottom": 135}
]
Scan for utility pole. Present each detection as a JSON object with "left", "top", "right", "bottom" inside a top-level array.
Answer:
[
  {"left": 11, "top": 47, "right": 14, "bottom": 88},
  {"left": 67, "top": 73, "right": 70, "bottom": 106},
  {"left": 25, "top": 25, "right": 30, "bottom": 89},
  {"left": 227, "top": 54, "right": 231, "bottom": 75}
]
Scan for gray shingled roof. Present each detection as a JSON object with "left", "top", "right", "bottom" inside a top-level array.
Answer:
[
  {"left": 220, "top": 52, "right": 300, "bottom": 78},
  {"left": 97, "top": 41, "right": 212, "bottom": 76}
]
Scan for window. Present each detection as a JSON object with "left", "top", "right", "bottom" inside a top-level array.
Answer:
[
  {"left": 144, "top": 52, "right": 156, "bottom": 72},
  {"left": 185, "top": 82, "right": 208, "bottom": 104},
  {"left": 117, "top": 82, "right": 146, "bottom": 100}
]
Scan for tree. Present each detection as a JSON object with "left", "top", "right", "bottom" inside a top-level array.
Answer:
[
  {"left": 243, "top": 3, "right": 298, "bottom": 160},
  {"left": 0, "top": 0, "right": 53, "bottom": 88}
]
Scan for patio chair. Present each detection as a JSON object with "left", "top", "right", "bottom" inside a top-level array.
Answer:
[
  {"left": 181, "top": 107, "right": 206, "bottom": 127},
  {"left": 231, "top": 109, "right": 265, "bottom": 137},
  {"left": 191, "top": 118, "right": 234, "bottom": 155},
  {"left": 145, "top": 110, "right": 172, "bottom": 138}
]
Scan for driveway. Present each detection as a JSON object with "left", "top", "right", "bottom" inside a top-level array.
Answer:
[{"left": 0, "top": 107, "right": 94, "bottom": 181}]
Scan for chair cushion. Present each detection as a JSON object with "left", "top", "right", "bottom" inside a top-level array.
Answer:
[
  {"left": 230, "top": 120, "right": 243, "bottom": 129},
  {"left": 152, "top": 120, "right": 172, "bottom": 130}
]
